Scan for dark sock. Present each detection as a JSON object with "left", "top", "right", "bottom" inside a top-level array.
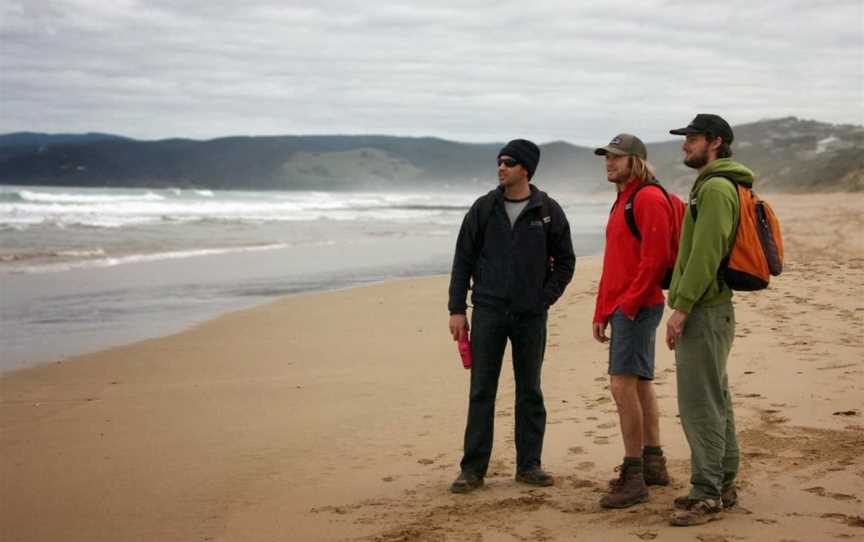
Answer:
[
  {"left": 643, "top": 445, "right": 663, "bottom": 456},
  {"left": 623, "top": 456, "right": 643, "bottom": 470}
]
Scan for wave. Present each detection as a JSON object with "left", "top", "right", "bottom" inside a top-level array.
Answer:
[
  {"left": 3, "top": 242, "right": 340, "bottom": 274},
  {"left": 0, "top": 189, "right": 165, "bottom": 204}
]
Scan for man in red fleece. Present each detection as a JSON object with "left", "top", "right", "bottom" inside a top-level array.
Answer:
[{"left": 592, "top": 134, "right": 677, "bottom": 508}]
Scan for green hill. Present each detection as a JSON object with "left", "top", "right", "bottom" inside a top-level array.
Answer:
[{"left": 1, "top": 118, "right": 860, "bottom": 192}]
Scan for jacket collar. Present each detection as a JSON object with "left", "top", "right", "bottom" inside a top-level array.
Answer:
[
  {"left": 495, "top": 184, "right": 542, "bottom": 209},
  {"left": 617, "top": 177, "right": 646, "bottom": 200}
]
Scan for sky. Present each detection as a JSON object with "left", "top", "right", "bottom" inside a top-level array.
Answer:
[{"left": 1, "top": 0, "right": 862, "bottom": 145}]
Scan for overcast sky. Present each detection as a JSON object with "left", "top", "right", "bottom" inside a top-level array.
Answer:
[{"left": 1, "top": 1, "right": 862, "bottom": 144}]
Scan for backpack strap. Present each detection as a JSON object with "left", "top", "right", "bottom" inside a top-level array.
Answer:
[
  {"left": 689, "top": 175, "right": 741, "bottom": 221},
  {"left": 624, "top": 180, "right": 672, "bottom": 241},
  {"left": 689, "top": 176, "right": 743, "bottom": 289}
]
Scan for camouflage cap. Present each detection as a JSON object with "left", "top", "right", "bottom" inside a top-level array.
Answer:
[{"left": 593, "top": 133, "right": 647, "bottom": 160}]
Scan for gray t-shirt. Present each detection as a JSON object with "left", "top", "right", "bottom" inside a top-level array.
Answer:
[{"left": 504, "top": 197, "right": 530, "bottom": 228}]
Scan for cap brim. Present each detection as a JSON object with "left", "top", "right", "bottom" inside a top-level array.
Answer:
[
  {"left": 594, "top": 146, "right": 628, "bottom": 156},
  {"left": 669, "top": 126, "right": 702, "bottom": 135}
]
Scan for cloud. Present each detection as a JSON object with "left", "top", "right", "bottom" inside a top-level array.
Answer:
[{"left": 1, "top": 0, "right": 861, "bottom": 143}]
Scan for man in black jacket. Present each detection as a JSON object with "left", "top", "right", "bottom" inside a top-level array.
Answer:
[{"left": 448, "top": 139, "right": 576, "bottom": 493}]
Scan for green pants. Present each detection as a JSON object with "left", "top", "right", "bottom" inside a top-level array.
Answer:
[{"left": 675, "top": 301, "right": 739, "bottom": 500}]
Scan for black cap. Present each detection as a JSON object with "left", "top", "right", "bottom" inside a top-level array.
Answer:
[
  {"left": 669, "top": 114, "right": 734, "bottom": 144},
  {"left": 498, "top": 139, "right": 541, "bottom": 179}
]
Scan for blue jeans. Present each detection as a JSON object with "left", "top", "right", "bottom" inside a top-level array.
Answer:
[{"left": 460, "top": 306, "right": 548, "bottom": 476}]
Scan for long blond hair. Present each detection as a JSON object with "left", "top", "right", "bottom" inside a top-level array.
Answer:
[{"left": 630, "top": 156, "right": 657, "bottom": 182}]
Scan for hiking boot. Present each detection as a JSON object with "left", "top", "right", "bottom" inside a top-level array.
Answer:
[
  {"left": 609, "top": 455, "right": 670, "bottom": 489},
  {"left": 643, "top": 454, "right": 670, "bottom": 486},
  {"left": 674, "top": 486, "right": 738, "bottom": 510},
  {"left": 450, "top": 471, "right": 484, "bottom": 494},
  {"left": 670, "top": 498, "right": 723, "bottom": 526},
  {"left": 515, "top": 467, "right": 554, "bottom": 487},
  {"left": 600, "top": 464, "right": 649, "bottom": 509},
  {"left": 721, "top": 485, "right": 738, "bottom": 508}
]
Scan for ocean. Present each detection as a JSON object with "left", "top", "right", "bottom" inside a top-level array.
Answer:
[{"left": 0, "top": 185, "right": 610, "bottom": 371}]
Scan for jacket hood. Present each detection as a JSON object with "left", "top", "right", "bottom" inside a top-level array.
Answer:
[{"left": 694, "top": 158, "right": 755, "bottom": 191}]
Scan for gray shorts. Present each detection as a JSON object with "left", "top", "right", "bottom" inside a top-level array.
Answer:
[{"left": 609, "top": 303, "right": 664, "bottom": 380}]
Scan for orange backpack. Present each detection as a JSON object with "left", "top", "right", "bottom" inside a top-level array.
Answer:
[{"left": 691, "top": 179, "right": 783, "bottom": 291}]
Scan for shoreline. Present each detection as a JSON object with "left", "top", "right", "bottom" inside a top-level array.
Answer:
[
  {"left": 1, "top": 193, "right": 862, "bottom": 541},
  {"left": 0, "top": 266, "right": 459, "bottom": 375}
]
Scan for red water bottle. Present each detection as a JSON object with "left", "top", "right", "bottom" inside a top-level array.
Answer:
[{"left": 458, "top": 333, "right": 472, "bottom": 369}]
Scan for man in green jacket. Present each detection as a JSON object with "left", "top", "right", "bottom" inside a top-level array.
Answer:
[{"left": 664, "top": 114, "right": 754, "bottom": 526}]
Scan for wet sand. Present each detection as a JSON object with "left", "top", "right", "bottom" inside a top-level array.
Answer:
[{"left": 1, "top": 193, "right": 862, "bottom": 541}]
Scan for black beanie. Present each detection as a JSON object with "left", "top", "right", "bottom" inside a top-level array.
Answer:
[{"left": 498, "top": 139, "right": 541, "bottom": 180}]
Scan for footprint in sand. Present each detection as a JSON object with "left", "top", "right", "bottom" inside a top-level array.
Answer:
[
  {"left": 568, "top": 446, "right": 585, "bottom": 455},
  {"left": 593, "top": 437, "right": 610, "bottom": 445},
  {"left": 577, "top": 461, "right": 595, "bottom": 470},
  {"left": 802, "top": 486, "right": 859, "bottom": 502},
  {"left": 597, "top": 422, "right": 616, "bottom": 429},
  {"left": 417, "top": 458, "right": 435, "bottom": 465}
]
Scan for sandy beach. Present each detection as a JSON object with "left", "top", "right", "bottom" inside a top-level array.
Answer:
[{"left": 1, "top": 193, "right": 862, "bottom": 542}]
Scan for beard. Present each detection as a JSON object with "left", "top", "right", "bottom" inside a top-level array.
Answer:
[
  {"left": 684, "top": 149, "right": 709, "bottom": 169},
  {"left": 607, "top": 170, "right": 631, "bottom": 184}
]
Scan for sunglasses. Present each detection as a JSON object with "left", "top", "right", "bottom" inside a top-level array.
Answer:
[{"left": 497, "top": 158, "right": 520, "bottom": 168}]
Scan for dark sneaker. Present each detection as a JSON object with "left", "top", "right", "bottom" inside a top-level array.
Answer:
[
  {"left": 673, "top": 495, "right": 693, "bottom": 510},
  {"left": 674, "top": 486, "right": 738, "bottom": 510},
  {"left": 643, "top": 454, "right": 670, "bottom": 486},
  {"left": 600, "top": 464, "right": 649, "bottom": 509},
  {"left": 670, "top": 498, "right": 723, "bottom": 526},
  {"left": 450, "top": 471, "right": 484, "bottom": 494},
  {"left": 515, "top": 467, "right": 554, "bottom": 487},
  {"left": 721, "top": 485, "right": 738, "bottom": 508}
]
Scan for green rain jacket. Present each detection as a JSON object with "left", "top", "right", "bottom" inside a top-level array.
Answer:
[{"left": 667, "top": 158, "right": 755, "bottom": 313}]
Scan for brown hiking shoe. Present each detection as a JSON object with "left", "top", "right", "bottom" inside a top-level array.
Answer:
[
  {"left": 670, "top": 498, "right": 723, "bottom": 526},
  {"left": 609, "top": 455, "right": 670, "bottom": 488},
  {"left": 674, "top": 486, "right": 738, "bottom": 510},
  {"left": 600, "top": 464, "right": 649, "bottom": 509},
  {"left": 643, "top": 454, "right": 670, "bottom": 486}
]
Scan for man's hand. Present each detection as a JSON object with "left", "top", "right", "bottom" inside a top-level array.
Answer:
[
  {"left": 449, "top": 314, "right": 469, "bottom": 341},
  {"left": 592, "top": 322, "right": 609, "bottom": 343},
  {"left": 665, "top": 309, "right": 689, "bottom": 350}
]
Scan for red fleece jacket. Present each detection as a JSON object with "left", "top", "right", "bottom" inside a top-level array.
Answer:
[{"left": 593, "top": 178, "right": 676, "bottom": 325}]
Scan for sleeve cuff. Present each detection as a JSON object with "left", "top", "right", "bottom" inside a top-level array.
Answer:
[{"left": 671, "top": 297, "right": 695, "bottom": 313}]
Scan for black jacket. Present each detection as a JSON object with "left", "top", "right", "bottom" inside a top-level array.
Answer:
[{"left": 448, "top": 185, "right": 576, "bottom": 315}]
